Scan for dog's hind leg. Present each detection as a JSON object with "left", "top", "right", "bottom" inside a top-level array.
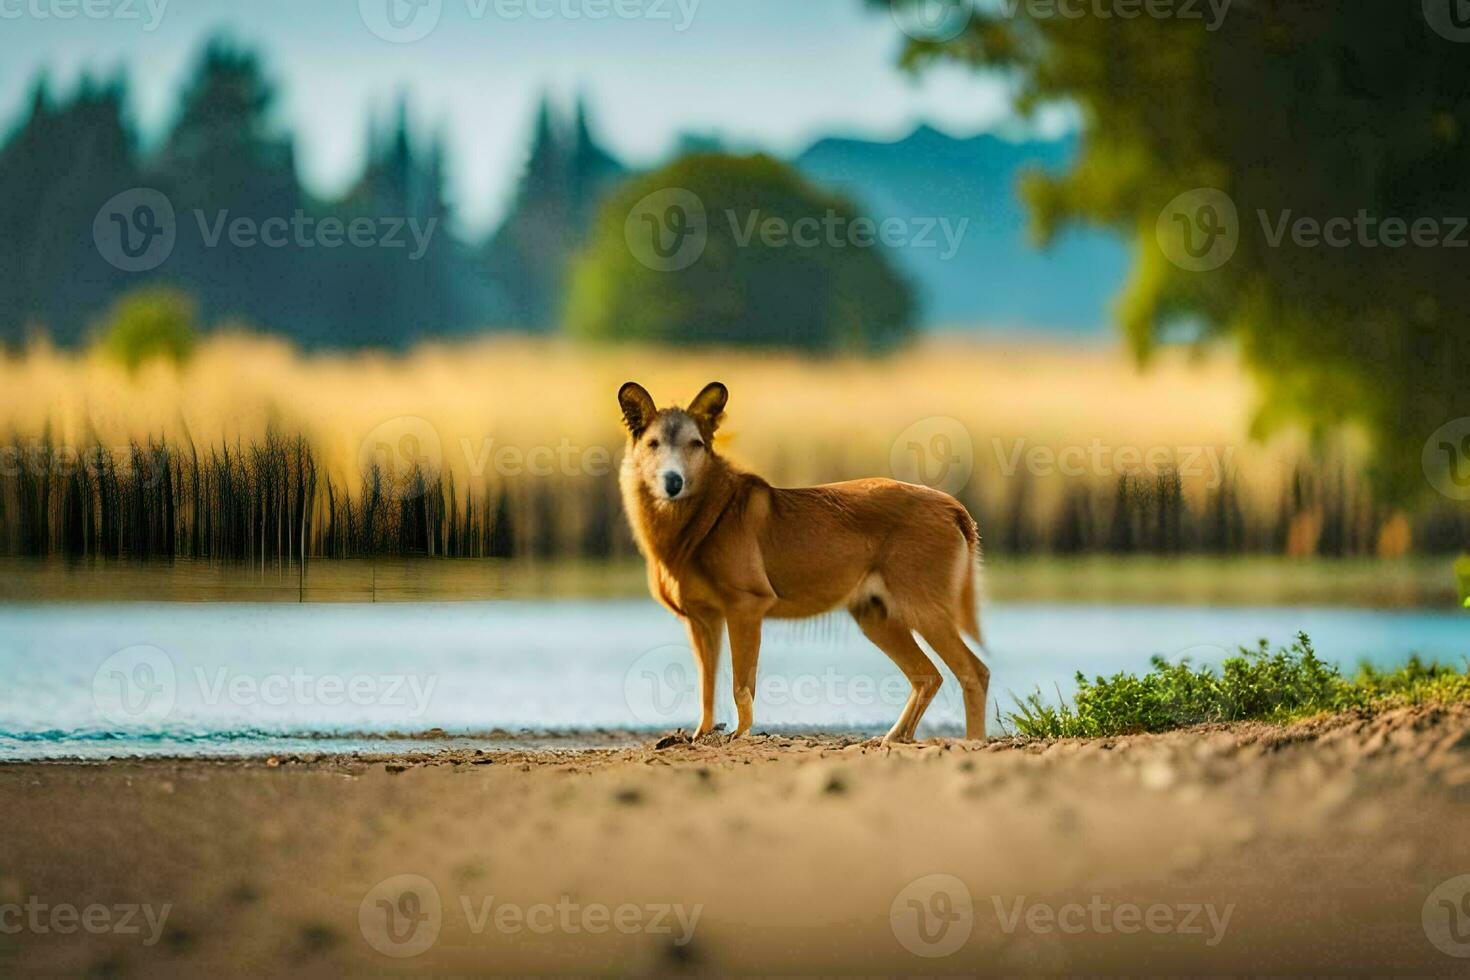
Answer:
[
  {"left": 917, "top": 620, "right": 989, "bottom": 741},
  {"left": 852, "top": 600, "right": 942, "bottom": 744}
]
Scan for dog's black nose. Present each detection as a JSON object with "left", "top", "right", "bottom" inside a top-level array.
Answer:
[{"left": 663, "top": 472, "right": 684, "bottom": 498}]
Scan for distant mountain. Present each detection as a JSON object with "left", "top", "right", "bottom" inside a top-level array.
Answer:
[{"left": 792, "top": 125, "right": 1130, "bottom": 333}]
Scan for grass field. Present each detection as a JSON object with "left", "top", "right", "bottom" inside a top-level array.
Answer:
[{"left": 1, "top": 333, "right": 1459, "bottom": 560}]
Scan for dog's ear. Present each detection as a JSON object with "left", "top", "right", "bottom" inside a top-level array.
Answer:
[
  {"left": 687, "top": 382, "right": 728, "bottom": 433},
  {"left": 618, "top": 382, "right": 657, "bottom": 438}
]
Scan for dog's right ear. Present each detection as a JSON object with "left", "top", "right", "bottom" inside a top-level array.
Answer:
[{"left": 618, "top": 382, "right": 657, "bottom": 439}]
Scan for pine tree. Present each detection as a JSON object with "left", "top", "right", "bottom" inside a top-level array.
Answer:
[
  {"left": 0, "top": 72, "right": 139, "bottom": 344},
  {"left": 485, "top": 93, "right": 624, "bottom": 328},
  {"left": 150, "top": 35, "right": 302, "bottom": 334}
]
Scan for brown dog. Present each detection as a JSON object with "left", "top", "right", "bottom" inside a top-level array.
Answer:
[{"left": 618, "top": 381, "right": 988, "bottom": 743}]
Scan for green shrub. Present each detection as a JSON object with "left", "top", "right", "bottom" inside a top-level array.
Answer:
[
  {"left": 1005, "top": 633, "right": 1470, "bottom": 738},
  {"left": 95, "top": 287, "right": 199, "bottom": 371}
]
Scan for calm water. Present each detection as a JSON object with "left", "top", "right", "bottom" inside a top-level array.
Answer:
[{"left": 0, "top": 600, "right": 1465, "bottom": 760}]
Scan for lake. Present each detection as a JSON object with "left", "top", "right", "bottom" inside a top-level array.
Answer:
[{"left": 1, "top": 599, "right": 1465, "bottom": 760}]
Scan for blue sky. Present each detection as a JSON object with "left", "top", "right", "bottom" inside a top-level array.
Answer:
[{"left": 0, "top": 0, "right": 1043, "bottom": 233}]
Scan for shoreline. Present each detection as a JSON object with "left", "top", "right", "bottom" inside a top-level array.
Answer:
[
  {"left": 0, "top": 702, "right": 1458, "bottom": 767},
  {"left": 3, "top": 706, "right": 1468, "bottom": 973},
  {"left": 0, "top": 554, "right": 1459, "bottom": 607}
]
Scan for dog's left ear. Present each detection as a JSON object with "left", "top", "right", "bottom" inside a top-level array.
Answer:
[{"left": 687, "top": 382, "right": 728, "bottom": 433}]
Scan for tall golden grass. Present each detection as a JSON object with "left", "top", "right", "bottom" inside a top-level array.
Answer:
[
  {"left": 1, "top": 331, "right": 1279, "bottom": 482},
  {"left": 0, "top": 332, "right": 1438, "bottom": 559}
]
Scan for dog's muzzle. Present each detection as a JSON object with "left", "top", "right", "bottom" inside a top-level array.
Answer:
[{"left": 663, "top": 472, "right": 684, "bottom": 498}]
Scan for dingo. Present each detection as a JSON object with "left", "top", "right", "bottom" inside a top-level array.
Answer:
[{"left": 618, "top": 381, "right": 988, "bottom": 744}]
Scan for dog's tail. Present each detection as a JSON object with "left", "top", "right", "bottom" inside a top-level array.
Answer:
[{"left": 953, "top": 508, "right": 985, "bottom": 649}]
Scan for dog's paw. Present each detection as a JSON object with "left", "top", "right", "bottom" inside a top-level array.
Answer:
[
  {"left": 653, "top": 730, "right": 692, "bottom": 750},
  {"left": 687, "top": 724, "right": 727, "bottom": 745}
]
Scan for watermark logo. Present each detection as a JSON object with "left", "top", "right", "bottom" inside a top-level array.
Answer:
[
  {"left": 992, "top": 895, "right": 1233, "bottom": 945},
  {"left": 890, "top": 0, "right": 972, "bottom": 42},
  {"left": 890, "top": 417, "right": 974, "bottom": 496},
  {"left": 93, "top": 188, "right": 176, "bottom": 273},
  {"left": 0, "top": 0, "right": 169, "bottom": 30},
  {"left": 993, "top": 0, "right": 1230, "bottom": 29},
  {"left": 359, "top": 416, "right": 444, "bottom": 502},
  {"left": 990, "top": 437, "right": 1235, "bottom": 490},
  {"left": 890, "top": 874, "right": 974, "bottom": 958},
  {"left": 360, "top": 874, "right": 443, "bottom": 958},
  {"left": 622, "top": 644, "right": 965, "bottom": 727},
  {"left": 92, "top": 644, "right": 177, "bottom": 727},
  {"left": 1424, "top": 0, "right": 1470, "bottom": 43},
  {"left": 195, "top": 668, "right": 437, "bottom": 715},
  {"left": 1424, "top": 418, "right": 1470, "bottom": 501},
  {"left": 1157, "top": 188, "right": 1238, "bottom": 272},
  {"left": 727, "top": 209, "right": 967, "bottom": 260},
  {"left": 1161, "top": 190, "right": 1470, "bottom": 270},
  {"left": 1, "top": 442, "right": 170, "bottom": 488},
  {"left": 95, "top": 189, "right": 436, "bottom": 266},
  {"left": 1257, "top": 211, "right": 1468, "bottom": 250},
  {"left": 626, "top": 188, "right": 707, "bottom": 272},
  {"left": 458, "top": 436, "right": 613, "bottom": 479},
  {"left": 358, "top": 876, "right": 701, "bottom": 956},
  {"left": 0, "top": 897, "right": 172, "bottom": 946},
  {"left": 361, "top": 0, "right": 699, "bottom": 39},
  {"left": 624, "top": 643, "right": 704, "bottom": 726},
  {"left": 1422, "top": 875, "right": 1470, "bottom": 957},
  {"left": 193, "top": 210, "right": 438, "bottom": 259},
  {"left": 360, "top": 0, "right": 443, "bottom": 42}
]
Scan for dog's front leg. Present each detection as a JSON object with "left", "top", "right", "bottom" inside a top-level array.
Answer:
[
  {"left": 727, "top": 615, "right": 763, "bottom": 738},
  {"left": 685, "top": 611, "right": 723, "bottom": 738}
]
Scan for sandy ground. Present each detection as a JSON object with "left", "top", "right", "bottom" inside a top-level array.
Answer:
[{"left": 3, "top": 706, "right": 1470, "bottom": 976}]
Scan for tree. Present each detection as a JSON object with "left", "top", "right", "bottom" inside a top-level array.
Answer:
[
  {"left": 485, "top": 94, "right": 626, "bottom": 328},
  {"left": 566, "top": 152, "right": 915, "bottom": 352},
  {"left": 886, "top": 0, "right": 1470, "bottom": 497},
  {"left": 330, "top": 95, "right": 463, "bottom": 348},
  {"left": 150, "top": 36, "right": 303, "bottom": 333},
  {"left": 0, "top": 73, "right": 139, "bottom": 345}
]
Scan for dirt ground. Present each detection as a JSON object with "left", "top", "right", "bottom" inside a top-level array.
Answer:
[{"left": 3, "top": 705, "right": 1470, "bottom": 976}]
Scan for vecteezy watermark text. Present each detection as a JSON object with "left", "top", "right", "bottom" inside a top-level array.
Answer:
[
  {"left": 0, "top": 897, "right": 171, "bottom": 946},
  {"left": 0, "top": 442, "right": 169, "bottom": 487},
  {"left": 889, "top": 875, "right": 1234, "bottom": 959},
  {"left": 1158, "top": 187, "right": 1470, "bottom": 272},
  {"left": 93, "top": 645, "right": 439, "bottom": 727},
  {"left": 93, "top": 188, "right": 439, "bottom": 273},
  {"left": 992, "top": 437, "right": 1236, "bottom": 489},
  {"left": 623, "top": 644, "right": 965, "bottom": 727},
  {"left": 194, "top": 210, "right": 437, "bottom": 260},
  {"left": 0, "top": 0, "right": 168, "bottom": 30},
  {"left": 727, "top": 209, "right": 968, "bottom": 261},
  {"left": 358, "top": 0, "right": 700, "bottom": 43},
  {"left": 889, "top": 0, "right": 1230, "bottom": 43},
  {"left": 358, "top": 874, "right": 701, "bottom": 958},
  {"left": 358, "top": 415, "right": 617, "bottom": 502},
  {"left": 623, "top": 187, "right": 970, "bottom": 272},
  {"left": 991, "top": 895, "right": 1233, "bottom": 946}
]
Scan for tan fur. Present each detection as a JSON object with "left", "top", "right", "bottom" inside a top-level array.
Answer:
[{"left": 618, "top": 381, "right": 988, "bottom": 744}]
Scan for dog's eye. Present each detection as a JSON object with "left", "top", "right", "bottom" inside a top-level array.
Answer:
[
  {"left": 689, "top": 439, "right": 704, "bottom": 449},
  {"left": 647, "top": 439, "right": 660, "bottom": 449}
]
